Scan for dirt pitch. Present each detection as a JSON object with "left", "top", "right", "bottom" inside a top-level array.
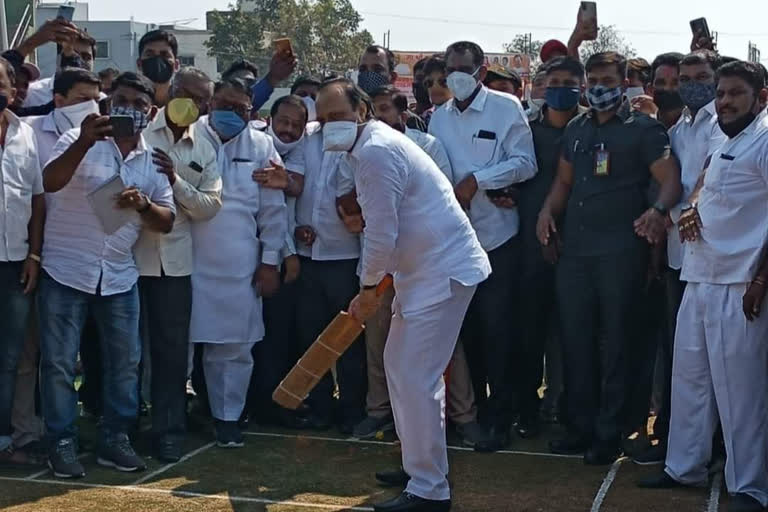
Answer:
[{"left": 0, "top": 425, "right": 726, "bottom": 512}]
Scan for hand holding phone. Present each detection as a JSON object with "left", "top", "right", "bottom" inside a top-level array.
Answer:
[{"left": 690, "top": 18, "right": 715, "bottom": 51}]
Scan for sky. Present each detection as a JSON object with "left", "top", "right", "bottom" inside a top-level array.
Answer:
[{"left": 90, "top": 0, "right": 768, "bottom": 63}]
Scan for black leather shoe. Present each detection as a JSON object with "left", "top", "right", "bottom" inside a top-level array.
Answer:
[
  {"left": 373, "top": 492, "right": 451, "bottom": 512},
  {"left": 474, "top": 424, "right": 510, "bottom": 453},
  {"left": 728, "top": 493, "right": 767, "bottom": 512},
  {"left": 549, "top": 433, "right": 591, "bottom": 455},
  {"left": 584, "top": 441, "right": 621, "bottom": 466},
  {"left": 155, "top": 437, "right": 183, "bottom": 463},
  {"left": 375, "top": 468, "right": 410, "bottom": 487},
  {"left": 636, "top": 472, "right": 685, "bottom": 489},
  {"left": 514, "top": 416, "right": 541, "bottom": 439}
]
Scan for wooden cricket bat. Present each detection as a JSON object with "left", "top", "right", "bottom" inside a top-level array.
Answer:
[{"left": 273, "top": 275, "right": 393, "bottom": 410}]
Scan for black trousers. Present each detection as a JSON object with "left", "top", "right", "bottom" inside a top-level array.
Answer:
[
  {"left": 461, "top": 236, "right": 521, "bottom": 428},
  {"left": 295, "top": 257, "right": 366, "bottom": 424},
  {"left": 556, "top": 246, "right": 648, "bottom": 444},
  {"left": 247, "top": 276, "right": 301, "bottom": 419},
  {"left": 516, "top": 254, "right": 557, "bottom": 422},
  {"left": 139, "top": 275, "right": 192, "bottom": 440}
]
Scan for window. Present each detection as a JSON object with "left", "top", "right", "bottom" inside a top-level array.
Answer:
[
  {"left": 95, "top": 41, "right": 110, "bottom": 59},
  {"left": 179, "top": 55, "right": 195, "bottom": 67}
]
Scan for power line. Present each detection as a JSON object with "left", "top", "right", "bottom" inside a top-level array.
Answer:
[{"left": 359, "top": 10, "right": 768, "bottom": 38}]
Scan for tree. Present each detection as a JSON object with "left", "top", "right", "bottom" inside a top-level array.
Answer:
[
  {"left": 579, "top": 25, "right": 636, "bottom": 61},
  {"left": 503, "top": 34, "right": 544, "bottom": 58},
  {"left": 206, "top": 0, "right": 374, "bottom": 81}
]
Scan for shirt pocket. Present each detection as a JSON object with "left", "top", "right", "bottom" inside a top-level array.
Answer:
[{"left": 472, "top": 136, "right": 497, "bottom": 167}]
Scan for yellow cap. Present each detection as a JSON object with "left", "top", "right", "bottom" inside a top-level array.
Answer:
[{"left": 167, "top": 97, "right": 200, "bottom": 127}]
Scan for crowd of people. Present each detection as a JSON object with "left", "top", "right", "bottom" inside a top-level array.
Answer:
[{"left": 0, "top": 9, "right": 767, "bottom": 512}]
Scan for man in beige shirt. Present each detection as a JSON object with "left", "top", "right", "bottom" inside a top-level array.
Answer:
[{"left": 135, "top": 67, "right": 222, "bottom": 462}]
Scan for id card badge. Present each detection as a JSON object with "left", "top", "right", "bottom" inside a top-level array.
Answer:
[{"left": 593, "top": 143, "right": 610, "bottom": 176}]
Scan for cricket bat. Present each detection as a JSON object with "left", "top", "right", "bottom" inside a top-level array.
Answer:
[{"left": 273, "top": 275, "right": 393, "bottom": 410}]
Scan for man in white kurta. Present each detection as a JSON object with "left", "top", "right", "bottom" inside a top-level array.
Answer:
[
  {"left": 640, "top": 62, "right": 768, "bottom": 512},
  {"left": 317, "top": 79, "right": 490, "bottom": 512},
  {"left": 191, "top": 79, "right": 287, "bottom": 448}
]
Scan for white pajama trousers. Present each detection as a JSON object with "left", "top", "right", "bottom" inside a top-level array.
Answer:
[
  {"left": 665, "top": 282, "right": 768, "bottom": 506},
  {"left": 384, "top": 281, "right": 477, "bottom": 501},
  {"left": 203, "top": 342, "right": 256, "bottom": 421}
]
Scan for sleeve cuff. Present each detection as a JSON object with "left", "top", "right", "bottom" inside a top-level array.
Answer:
[
  {"left": 262, "top": 250, "right": 280, "bottom": 266},
  {"left": 360, "top": 271, "right": 386, "bottom": 288},
  {"left": 669, "top": 205, "right": 683, "bottom": 224}
]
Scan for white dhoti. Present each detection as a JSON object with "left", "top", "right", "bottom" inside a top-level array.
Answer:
[
  {"left": 665, "top": 282, "right": 768, "bottom": 505},
  {"left": 384, "top": 280, "right": 476, "bottom": 501},
  {"left": 203, "top": 342, "right": 255, "bottom": 421}
]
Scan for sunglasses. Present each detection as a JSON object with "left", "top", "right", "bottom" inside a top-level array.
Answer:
[{"left": 423, "top": 77, "right": 448, "bottom": 89}]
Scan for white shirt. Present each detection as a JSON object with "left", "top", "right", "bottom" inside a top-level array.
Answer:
[
  {"left": 0, "top": 111, "right": 43, "bottom": 262},
  {"left": 24, "top": 113, "right": 61, "bottom": 169},
  {"left": 405, "top": 127, "right": 453, "bottom": 181},
  {"left": 24, "top": 77, "right": 54, "bottom": 109},
  {"left": 429, "top": 86, "right": 538, "bottom": 251},
  {"left": 349, "top": 121, "right": 491, "bottom": 313},
  {"left": 667, "top": 100, "right": 726, "bottom": 270},
  {"left": 135, "top": 110, "right": 222, "bottom": 277},
  {"left": 295, "top": 127, "right": 361, "bottom": 261},
  {"left": 42, "top": 131, "right": 176, "bottom": 295},
  {"left": 681, "top": 110, "right": 768, "bottom": 285}
]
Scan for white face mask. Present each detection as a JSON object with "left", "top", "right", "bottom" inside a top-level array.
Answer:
[
  {"left": 53, "top": 99, "right": 99, "bottom": 134},
  {"left": 322, "top": 120, "right": 360, "bottom": 152},
  {"left": 447, "top": 68, "right": 480, "bottom": 102},
  {"left": 302, "top": 96, "right": 317, "bottom": 122},
  {"left": 625, "top": 86, "right": 645, "bottom": 101},
  {"left": 267, "top": 123, "right": 303, "bottom": 156}
]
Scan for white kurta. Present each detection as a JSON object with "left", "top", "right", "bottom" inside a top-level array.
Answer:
[{"left": 190, "top": 118, "right": 287, "bottom": 345}]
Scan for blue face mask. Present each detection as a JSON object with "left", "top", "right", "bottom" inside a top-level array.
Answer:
[
  {"left": 678, "top": 81, "right": 716, "bottom": 111},
  {"left": 210, "top": 110, "right": 247, "bottom": 139},
  {"left": 545, "top": 87, "right": 581, "bottom": 112}
]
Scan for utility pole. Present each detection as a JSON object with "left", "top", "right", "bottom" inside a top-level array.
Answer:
[{"left": 0, "top": 0, "right": 9, "bottom": 51}]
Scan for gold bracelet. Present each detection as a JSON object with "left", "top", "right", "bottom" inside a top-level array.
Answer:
[{"left": 27, "top": 253, "right": 41, "bottom": 263}]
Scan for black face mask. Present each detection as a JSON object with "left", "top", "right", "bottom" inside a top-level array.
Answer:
[
  {"left": 653, "top": 90, "right": 684, "bottom": 112},
  {"left": 0, "top": 94, "right": 8, "bottom": 113},
  {"left": 412, "top": 82, "right": 431, "bottom": 107},
  {"left": 718, "top": 107, "right": 758, "bottom": 138},
  {"left": 60, "top": 53, "right": 86, "bottom": 70},
  {"left": 140, "top": 56, "right": 174, "bottom": 84}
]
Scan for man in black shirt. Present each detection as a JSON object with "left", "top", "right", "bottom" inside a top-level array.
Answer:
[{"left": 537, "top": 52, "right": 681, "bottom": 465}]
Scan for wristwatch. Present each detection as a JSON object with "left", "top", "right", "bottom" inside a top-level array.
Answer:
[{"left": 652, "top": 201, "right": 668, "bottom": 215}]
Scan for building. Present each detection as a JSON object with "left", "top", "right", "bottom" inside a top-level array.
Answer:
[{"left": 33, "top": 2, "right": 218, "bottom": 80}]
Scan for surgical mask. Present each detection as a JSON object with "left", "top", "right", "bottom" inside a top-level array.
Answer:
[
  {"left": 267, "top": 123, "right": 303, "bottom": 156},
  {"left": 357, "top": 70, "right": 389, "bottom": 95},
  {"left": 625, "top": 86, "right": 646, "bottom": 100},
  {"left": 586, "top": 85, "right": 624, "bottom": 112},
  {"left": 678, "top": 81, "right": 716, "bottom": 111},
  {"left": 53, "top": 99, "right": 99, "bottom": 133},
  {"left": 447, "top": 69, "right": 480, "bottom": 102},
  {"left": 140, "top": 56, "right": 174, "bottom": 84},
  {"left": 166, "top": 97, "right": 199, "bottom": 127},
  {"left": 302, "top": 96, "right": 317, "bottom": 122},
  {"left": 545, "top": 87, "right": 580, "bottom": 111},
  {"left": 653, "top": 90, "right": 684, "bottom": 112},
  {"left": 718, "top": 103, "right": 758, "bottom": 138},
  {"left": 110, "top": 105, "right": 149, "bottom": 134},
  {"left": 322, "top": 121, "right": 360, "bottom": 152},
  {"left": 210, "top": 110, "right": 246, "bottom": 139}
]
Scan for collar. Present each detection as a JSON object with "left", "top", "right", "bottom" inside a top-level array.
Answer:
[
  {"left": 732, "top": 108, "right": 767, "bottom": 140},
  {"left": 3, "top": 109, "right": 21, "bottom": 129},
  {"left": 586, "top": 105, "right": 630, "bottom": 123},
  {"left": 350, "top": 121, "right": 376, "bottom": 159},
  {"left": 109, "top": 133, "right": 149, "bottom": 162},
  {"left": 685, "top": 99, "right": 717, "bottom": 125},
  {"left": 149, "top": 107, "right": 195, "bottom": 142},
  {"left": 42, "top": 110, "right": 59, "bottom": 134},
  {"left": 535, "top": 104, "right": 588, "bottom": 127},
  {"left": 445, "top": 85, "right": 489, "bottom": 114}
]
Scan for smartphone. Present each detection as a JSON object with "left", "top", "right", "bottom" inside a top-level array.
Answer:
[
  {"left": 690, "top": 17, "right": 711, "bottom": 41},
  {"left": 98, "top": 98, "right": 110, "bottom": 116},
  {"left": 580, "top": 2, "right": 597, "bottom": 25},
  {"left": 273, "top": 38, "right": 293, "bottom": 57},
  {"left": 57, "top": 4, "right": 75, "bottom": 22},
  {"left": 109, "top": 115, "right": 134, "bottom": 138}
]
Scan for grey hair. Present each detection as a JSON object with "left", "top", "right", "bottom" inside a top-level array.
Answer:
[{"left": 169, "top": 66, "right": 212, "bottom": 97}]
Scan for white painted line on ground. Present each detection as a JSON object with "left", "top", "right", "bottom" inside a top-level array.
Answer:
[
  {"left": 706, "top": 472, "right": 723, "bottom": 512},
  {"left": 590, "top": 458, "right": 624, "bottom": 512},
  {"left": 0, "top": 475, "right": 374, "bottom": 511},
  {"left": 242, "top": 431, "right": 583, "bottom": 460},
  {"left": 23, "top": 452, "right": 92, "bottom": 480},
  {"left": 130, "top": 441, "right": 216, "bottom": 485}
]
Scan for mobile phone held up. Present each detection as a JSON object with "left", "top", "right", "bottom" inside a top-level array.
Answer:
[
  {"left": 109, "top": 115, "right": 134, "bottom": 138},
  {"left": 690, "top": 17, "right": 711, "bottom": 42},
  {"left": 57, "top": 4, "right": 75, "bottom": 22},
  {"left": 273, "top": 38, "right": 293, "bottom": 57},
  {"left": 579, "top": 2, "right": 598, "bottom": 40}
]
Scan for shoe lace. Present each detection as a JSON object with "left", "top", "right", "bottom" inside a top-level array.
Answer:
[
  {"left": 56, "top": 440, "right": 77, "bottom": 464},
  {"left": 113, "top": 436, "right": 136, "bottom": 457}
]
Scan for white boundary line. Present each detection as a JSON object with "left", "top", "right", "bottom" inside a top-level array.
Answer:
[
  {"left": 590, "top": 458, "right": 624, "bottom": 512},
  {"left": 0, "top": 475, "right": 374, "bottom": 511},
  {"left": 23, "top": 452, "right": 92, "bottom": 480},
  {"left": 243, "top": 431, "right": 583, "bottom": 459},
  {"left": 706, "top": 472, "right": 723, "bottom": 512},
  {"left": 131, "top": 441, "right": 216, "bottom": 485}
]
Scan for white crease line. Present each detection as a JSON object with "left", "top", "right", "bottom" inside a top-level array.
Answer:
[
  {"left": 131, "top": 441, "right": 216, "bottom": 485},
  {"left": 23, "top": 452, "right": 92, "bottom": 480},
  {"left": 0, "top": 475, "right": 374, "bottom": 511},
  {"left": 590, "top": 458, "right": 624, "bottom": 512},
  {"left": 243, "top": 431, "right": 583, "bottom": 459},
  {"left": 706, "top": 472, "right": 723, "bottom": 512}
]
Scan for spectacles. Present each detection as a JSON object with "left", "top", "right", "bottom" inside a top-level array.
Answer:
[{"left": 423, "top": 77, "right": 448, "bottom": 89}]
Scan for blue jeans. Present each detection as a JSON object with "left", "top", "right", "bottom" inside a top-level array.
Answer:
[
  {"left": 37, "top": 272, "right": 140, "bottom": 444},
  {"left": 0, "top": 261, "right": 32, "bottom": 448}
]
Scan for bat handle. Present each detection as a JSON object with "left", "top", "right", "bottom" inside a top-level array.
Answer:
[{"left": 375, "top": 275, "right": 393, "bottom": 296}]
